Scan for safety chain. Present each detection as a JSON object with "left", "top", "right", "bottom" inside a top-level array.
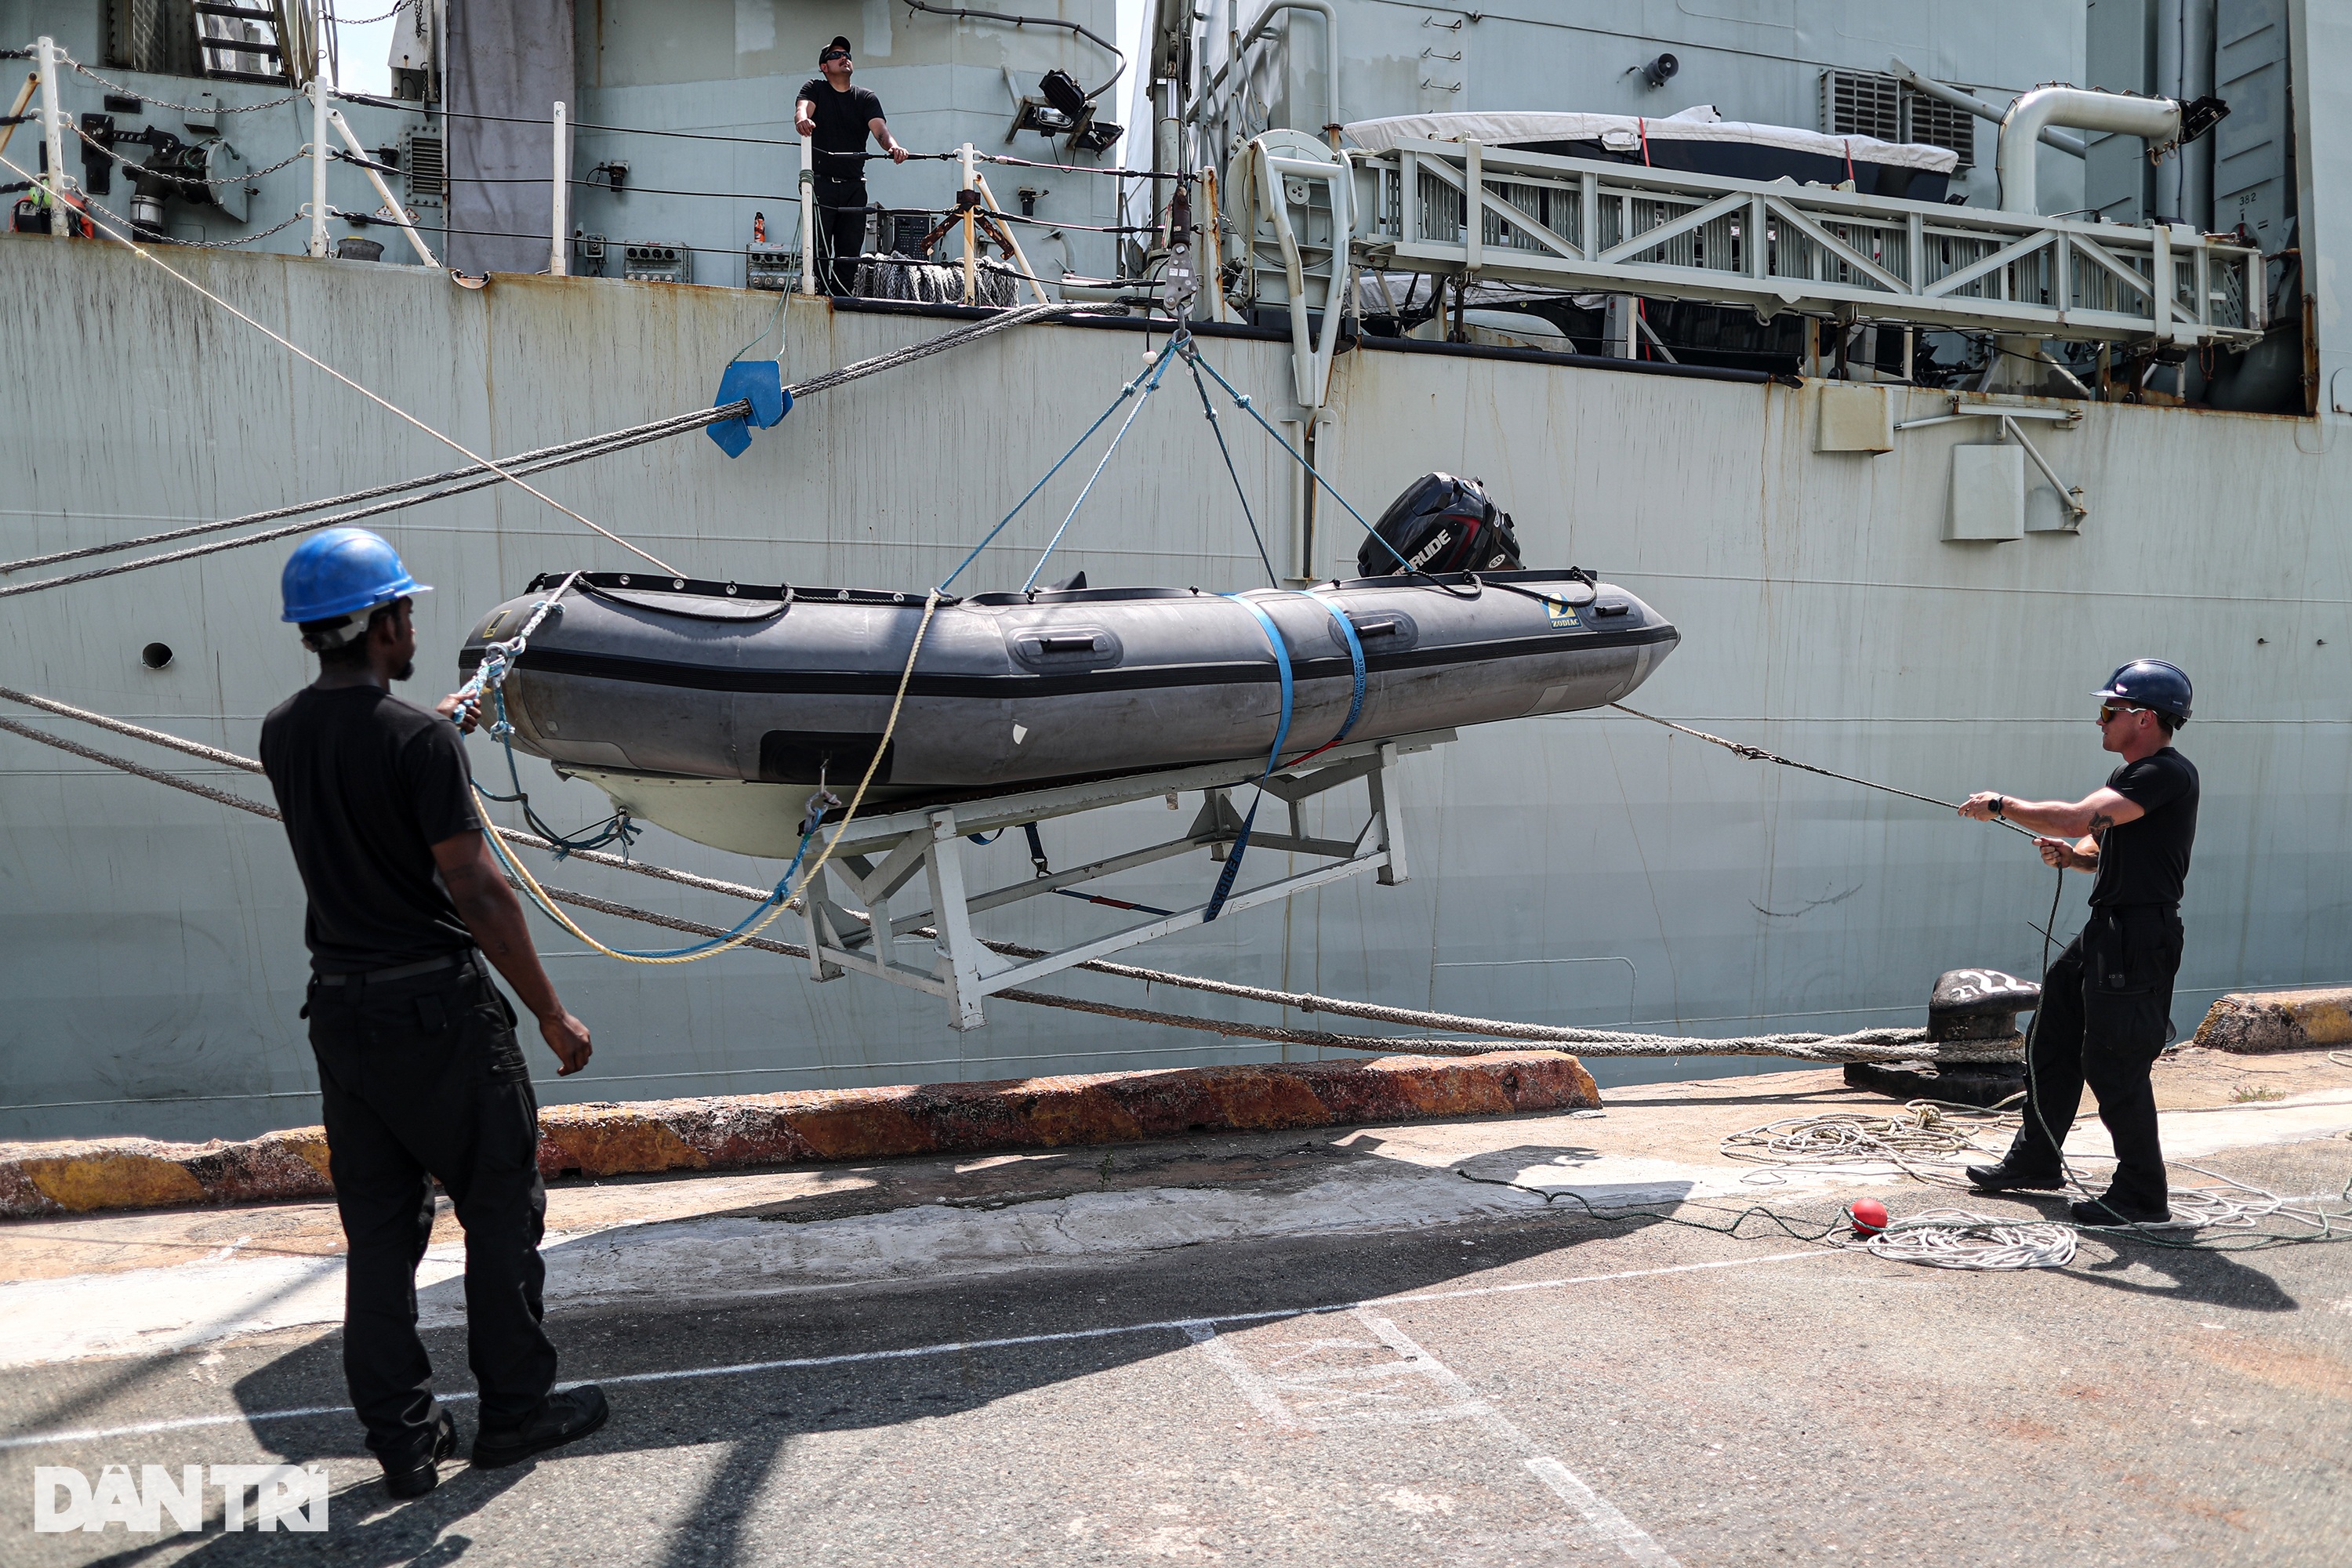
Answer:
[
  {"left": 147, "top": 212, "right": 310, "bottom": 249},
  {"left": 327, "top": 2, "right": 412, "bottom": 21},
  {"left": 64, "top": 53, "right": 304, "bottom": 114},
  {"left": 71, "top": 120, "right": 311, "bottom": 186}
]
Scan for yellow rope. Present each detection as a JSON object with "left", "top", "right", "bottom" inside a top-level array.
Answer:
[
  {"left": 477, "top": 800, "right": 799, "bottom": 964},
  {"left": 483, "top": 590, "right": 943, "bottom": 960},
  {"left": 784, "top": 589, "right": 944, "bottom": 910}
]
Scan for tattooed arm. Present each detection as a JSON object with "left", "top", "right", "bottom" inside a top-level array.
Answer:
[{"left": 1958, "top": 786, "right": 2140, "bottom": 840}]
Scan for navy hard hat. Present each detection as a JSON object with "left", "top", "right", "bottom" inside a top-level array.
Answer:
[
  {"left": 2092, "top": 658, "right": 2192, "bottom": 722},
  {"left": 280, "top": 528, "right": 430, "bottom": 624}
]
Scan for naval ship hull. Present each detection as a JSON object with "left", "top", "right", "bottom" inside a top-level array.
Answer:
[{"left": 3, "top": 239, "right": 2347, "bottom": 1141}]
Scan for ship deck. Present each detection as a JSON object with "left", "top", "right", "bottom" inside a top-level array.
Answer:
[{"left": 4, "top": 1047, "right": 2349, "bottom": 1563}]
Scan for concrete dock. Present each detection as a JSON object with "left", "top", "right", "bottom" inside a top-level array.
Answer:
[{"left": 4, "top": 1045, "right": 2350, "bottom": 1564}]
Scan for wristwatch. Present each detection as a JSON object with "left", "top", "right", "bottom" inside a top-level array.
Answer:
[{"left": 1991, "top": 796, "right": 2006, "bottom": 818}]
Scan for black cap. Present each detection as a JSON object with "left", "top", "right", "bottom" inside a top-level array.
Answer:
[{"left": 820, "top": 35, "right": 852, "bottom": 62}]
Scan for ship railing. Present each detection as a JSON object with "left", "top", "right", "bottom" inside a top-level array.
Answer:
[{"left": 1352, "top": 138, "right": 2264, "bottom": 348}]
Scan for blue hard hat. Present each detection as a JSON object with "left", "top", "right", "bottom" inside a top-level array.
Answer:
[
  {"left": 280, "top": 528, "right": 430, "bottom": 623},
  {"left": 2092, "top": 658, "right": 2192, "bottom": 722}
]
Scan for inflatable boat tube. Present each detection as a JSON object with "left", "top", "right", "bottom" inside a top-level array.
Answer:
[{"left": 459, "top": 568, "right": 1677, "bottom": 855}]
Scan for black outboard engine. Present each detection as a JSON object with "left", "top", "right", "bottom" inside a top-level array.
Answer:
[{"left": 1356, "top": 472, "right": 1523, "bottom": 578}]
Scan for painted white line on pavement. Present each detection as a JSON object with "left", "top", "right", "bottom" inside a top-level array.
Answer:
[
  {"left": 0, "top": 1248, "right": 1832, "bottom": 1454},
  {"left": 1356, "top": 1312, "right": 1679, "bottom": 1565}
]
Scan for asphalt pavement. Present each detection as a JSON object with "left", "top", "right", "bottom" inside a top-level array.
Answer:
[{"left": 5, "top": 1061, "right": 2351, "bottom": 1565}]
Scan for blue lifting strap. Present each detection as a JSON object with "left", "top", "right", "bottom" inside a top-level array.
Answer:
[
  {"left": 1301, "top": 590, "right": 1366, "bottom": 750},
  {"left": 1204, "top": 595, "right": 1295, "bottom": 923}
]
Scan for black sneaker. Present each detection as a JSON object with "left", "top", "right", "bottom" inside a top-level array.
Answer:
[
  {"left": 1965, "top": 1161, "right": 2067, "bottom": 1193},
  {"left": 471, "top": 1385, "right": 609, "bottom": 1469},
  {"left": 382, "top": 1407, "right": 457, "bottom": 1499},
  {"left": 2070, "top": 1194, "right": 2172, "bottom": 1227}
]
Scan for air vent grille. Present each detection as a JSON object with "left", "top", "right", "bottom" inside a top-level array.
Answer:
[
  {"left": 1905, "top": 95, "right": 1976, "bottom": 170},
  {"left": 401, "top": 132, "right": 445, "bottom": 208},
  {"left": 1821, "top": 69, "right": 1902, "bottom": 143}
]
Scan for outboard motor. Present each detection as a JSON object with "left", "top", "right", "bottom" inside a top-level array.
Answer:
[{"left": 1356, "top": 472, "right": 1523, "bottom": 578}]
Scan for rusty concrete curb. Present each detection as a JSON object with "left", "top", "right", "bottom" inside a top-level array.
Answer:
[
  {"left": 2194, "top": 987, "right": 2352, "bottom": 1054},
  {"left": 0, "top": 1052, "right": 1597, "bottom": 1218}
]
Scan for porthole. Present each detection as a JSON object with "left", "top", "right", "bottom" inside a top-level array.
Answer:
[{"left": 140, "top": 642, "right": 174, "bottom": 670}]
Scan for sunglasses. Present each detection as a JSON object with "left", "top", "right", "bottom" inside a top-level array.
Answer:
[{"left": 2098, "top": 704, "right": 2145, "bottom": 724}]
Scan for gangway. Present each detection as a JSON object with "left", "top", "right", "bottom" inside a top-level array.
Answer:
[
  {"left": 1348, "top": 140, "right": 2263, "bottom": 350},
  {"left": 797, "top": 730, "right": 1445, "bottom": 1029}
]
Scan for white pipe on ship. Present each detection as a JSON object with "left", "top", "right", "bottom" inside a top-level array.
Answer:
[
  {"left": 1998, "top": 85, "right": 2182, "bottom": 215},
  {"left": 1887, "top": 56, "right": 2082, "bottom": 156},
  {"left": 1240, "top": 0, "right": 1340, "bottom": 136}
]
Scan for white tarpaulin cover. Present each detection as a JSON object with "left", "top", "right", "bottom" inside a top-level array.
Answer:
[{"left": 1341, "top": 106, "right": 1958, "bottom": 174}]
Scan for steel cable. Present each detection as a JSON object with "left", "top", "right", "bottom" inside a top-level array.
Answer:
[
  {"left": 2, "top": 688, "right": 1990, "bottom": 1062},
  {"left": 0, "top": 405, "right": 739, "bottom": 583},
  {"left": 0, "top": 143, "right": 680, "bottom": 575},
  {"left": 0, "top": 301, "right": 1092, "bottom": 599}
]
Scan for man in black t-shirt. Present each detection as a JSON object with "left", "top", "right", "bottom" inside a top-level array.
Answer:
[
  {"left": 260, "top": 528, "right": 607, "bottom": 1497},
  {"left": 795, "top": 35, "right": 910, "bottom": 293},
  {"left": 1957, "top": 659, "right": 2200, "bottom": 1226}
]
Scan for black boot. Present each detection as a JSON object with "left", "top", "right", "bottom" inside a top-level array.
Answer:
[
  {"left": 382, "top": 1407, "right": 457, "bottom": 1499},
  {"left": 1965, "top": 1160, "right": 2067, "bottom": 1193},
  {"left": 472, "top": 1385, "right": 609, "bottom": 1469},
  {"left": 2070, "top": 1192, "right": 2172, "bottom": 1227}
]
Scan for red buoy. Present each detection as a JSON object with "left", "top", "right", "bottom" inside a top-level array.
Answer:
[{"left": 1849, "top": 1198, "right": 1889, "bottom": 1237}]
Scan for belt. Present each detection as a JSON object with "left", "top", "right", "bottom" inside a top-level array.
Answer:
[{"left": 314, "top": 952, "right": 472, "bottom": 986}]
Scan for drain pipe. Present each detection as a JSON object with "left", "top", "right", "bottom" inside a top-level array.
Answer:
[{"left": 1997, "top": 87, "right": 2180, "bottom": 215}]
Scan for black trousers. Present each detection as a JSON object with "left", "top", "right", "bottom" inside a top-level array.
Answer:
[
  {"left": 2010, "top": 904, "right": 2185, "bottom": 1205},
  {"left": 813, "top": 182, "right": 869, "bottom": 294},
  {"left": 307, "top": 959, "right": 555, "bottom": 1465}
]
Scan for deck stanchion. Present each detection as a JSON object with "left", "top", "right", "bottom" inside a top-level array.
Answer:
[
  {"left": 549, "top": 100, "right": 568, "bottom": 276},
  {"left": 307, "top": 3, "right": 329, "bottom": 259},
  {"left": 799, "top": 131, "right": 817, "bottom": 294},
  {"left": 326, "top": 108, "right": 438, "bottom": 266},
  {"left": 960, "top": 141, "right": 978, "bottom": 304},
  {"left": 34, "top": 35, "right": 66, "bottom": 238}
]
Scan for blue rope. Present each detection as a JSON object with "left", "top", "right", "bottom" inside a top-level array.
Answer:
[
  {"left": 1182, "top": 347, "right": 1415, "bottom": 575},
  {"left": 1203, "top": 594, "right": 1295, "bottom": 923},
  {"left": 488, "top": 818, "right": 818, "bottom": 960},
  {"left": 937, "top": 336, "right": 1183, "bottom": 593},
  {"left": 1184, "top": 352, "right": 1279, "bottom": 586},
  {"left": 1022, "top": 343, "right": 1178, "bottom": 592},
  {"left": 472, "top": 680, "right": 640, "bottom": 858}
]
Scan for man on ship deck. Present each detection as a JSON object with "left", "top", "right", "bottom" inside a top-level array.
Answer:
[
  {"left": 260, "top": 528, "right": 608, "bottom": 1497},
  {"left": 796, "top": 34, "right": 912, "bottom": 295},
  {"left": 1957, "top": 659, "right": 2200, "bottom": 1227}
]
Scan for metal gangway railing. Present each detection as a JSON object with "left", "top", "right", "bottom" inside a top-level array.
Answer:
[{"left": 1350, "top": 137, "right": 2264, "bottom": 349}]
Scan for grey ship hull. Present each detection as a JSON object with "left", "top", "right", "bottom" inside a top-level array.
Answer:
[{"left": 3, "top": 240, "right": 2347, "bottom": 1140}]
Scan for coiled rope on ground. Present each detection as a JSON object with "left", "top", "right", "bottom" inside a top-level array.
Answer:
[
  {"left": 1722, "top": 1099, "right": 2023, "bottom": 1186},
  {"left": 1857, "top": 1210, "right": 2079, "bottom": 1270}
]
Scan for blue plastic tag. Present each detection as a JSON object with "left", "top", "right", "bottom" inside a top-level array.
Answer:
[{"left": 708, "top": 360, "right": 792, "bottom": 456}]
